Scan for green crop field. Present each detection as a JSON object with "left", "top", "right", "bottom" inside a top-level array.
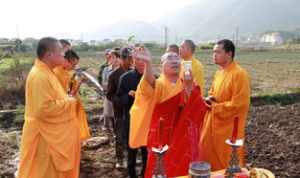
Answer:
[
  {"left": 76, "top": 49, "right": 300, "bottom": 96},
  {"left": 0, "top": 49, "right": 299, "bottom": 109}
]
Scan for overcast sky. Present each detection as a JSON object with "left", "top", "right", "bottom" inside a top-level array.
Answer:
[{"left": 0, "top": 0, "right": 197, "bottom": 39}]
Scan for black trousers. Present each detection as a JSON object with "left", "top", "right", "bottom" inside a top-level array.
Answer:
[
  {"left": 114, "top": 116, "right": 125, "bottom": 161},
  {"left": 122, "top": 114, "right": 148, "bottom": 178},
  {"left": 128, "top": 146, "right": 148, "bottom": 178}
]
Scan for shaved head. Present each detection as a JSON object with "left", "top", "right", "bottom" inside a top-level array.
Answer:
[
  {"left": 161, "top": 52, "right": 181, "bottom": 76},
  {"left": 166, "top": 44, "right": 179, "bottom": 55},
  {"left": 36, "top": 37, "right": 64, "bottom": 69},
  {"left": 37, "top": 37, "right": 60, "bottom": 59},
  {"left": 161, "top": 52, "right": 180, "bottom": 63},
  {"left": 179, "top": 39, "right": 196, "bottom": 60},
  {"left": 183, "top": 40, "right": 196, "bottom": 53}
]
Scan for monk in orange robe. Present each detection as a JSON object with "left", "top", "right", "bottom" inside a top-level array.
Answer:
[
  {"left": 179, "top": 39, "right": 205, "bottom": 95},
  {"left": 17, "top": 37, "right": 81, "bottom": 178},
  {"left": 130, "top": 50, "right": 207, "bottom": 177},
  {"left": 166, "top": 44, "right": 179, "bottom": 55},
  {"left": 53, "top": 49, "right": 90, "bottom": 141},
  {"left": 200, "top": 39, "right": 251, "bottom": 171}
]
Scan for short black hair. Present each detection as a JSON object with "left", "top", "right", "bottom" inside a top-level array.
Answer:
[
  {"left": 110, "top": 47, "right": 120, "bottom": 58},
  {"left": 64, "top": 49, "right": 79, "bottom": 62},
  {"left": 216, "top": 39, "right": 235, "bottom": 59},
  {"left": 37, "top": 37, "right": 59, "bottom": 59},
  {"left": 183, "top": 40, "right": 196, "bottom": 53},
  {"left": 59, "top": 39, "right": 71, "bottom": 47},
  {"left": 120, "top": 47, "right": 132, "bottom": 60},
  {"left": 105, "top": 49, "right": 111, "bottom": 55},
  {"left": 167, "top": 44, "right": 179, "bottom": 53},
  {"left": 134, "top": 43, "right": 142, "bottom": 47}
]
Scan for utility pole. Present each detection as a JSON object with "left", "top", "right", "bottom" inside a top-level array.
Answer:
[
  {"left": 174, "top": 29, "right": 179, "bottom": 44},
  {"left": 164, "top": 26, "right": 168, "bottom": 48},
  {"left": 236, "top": 26, "right": 239, "bottom": 47},
  {"left": 81, "top": 33, "right": 84, "bottom": 42},
  {"left": 16, "top": 24, "right": 20, "bottom": 39}
]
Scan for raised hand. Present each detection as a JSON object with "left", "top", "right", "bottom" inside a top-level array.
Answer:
[{"left": 132, "top": 47, "right": 151, "bottom": 64}]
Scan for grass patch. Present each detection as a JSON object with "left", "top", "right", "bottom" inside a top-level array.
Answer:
[{"left": 251, "top": 91, "right": 300, "bottom": 106}]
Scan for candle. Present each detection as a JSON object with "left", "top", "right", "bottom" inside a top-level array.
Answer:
[
  {"left": 159, "top": 118, "right": 164, "bottom": 149},
  {"left": 231, "top": 117, "right": 239, "bottom": 143}
]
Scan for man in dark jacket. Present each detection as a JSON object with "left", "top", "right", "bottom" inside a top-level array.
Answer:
[
  {"left": 117, "top": 53, "right": 147, "bottom": 178},
  {"left": 98, "top": 49, "right": 111, "bottom": 84},
  {"left": 106, "top": 47, "right": 133, "bottom": 168}
]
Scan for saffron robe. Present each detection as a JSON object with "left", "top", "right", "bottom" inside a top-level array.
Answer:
[
  {"left": 53, "top": 66, "right": 91, "bottom": 141},
  {"left": 18, "top": 59, "right": 81, "bottom": 178},
  {"left": 129, "top": 74, "right": 183, "bottom": 148},
  {"left": 199, "top": 61, "right": 250, "bottom": 171}
]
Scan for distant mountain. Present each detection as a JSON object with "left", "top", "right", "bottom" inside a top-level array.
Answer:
[
  {"left": 156, "top": 0, "right": 300, "bottom": 42},
  {"left": 85, "top": 20, "right": 163, "bottom": 42},
  {"left": 86, "top": 0, "right": 300, "bottom": 42}
]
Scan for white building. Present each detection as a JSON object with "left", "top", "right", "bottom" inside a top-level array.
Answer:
[{"left": 260, "top": 32, "right": 284, "bottom": 45}]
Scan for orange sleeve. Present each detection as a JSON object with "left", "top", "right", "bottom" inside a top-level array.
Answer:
[{"left": 31, "top": 76, "right": 77, "bottom": 123}]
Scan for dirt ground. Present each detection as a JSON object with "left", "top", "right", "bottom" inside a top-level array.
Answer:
[
  {"left": 245, "top": 103, "right": 300, "bottom": 177},
  {"left": 0, "top": 102, "right": 299, "bottom": 178}
]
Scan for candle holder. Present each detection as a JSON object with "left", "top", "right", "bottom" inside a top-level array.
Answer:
[
  {"left": 225, "top": 139, "right": 243, "bottom": 178},
  {"left": 152, "top": 145, "right": 169, "bottom": 178}
]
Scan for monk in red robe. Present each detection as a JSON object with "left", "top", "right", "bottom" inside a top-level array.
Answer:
[{"left": 130, "top": 49, "right": 208, "bottom": 177}]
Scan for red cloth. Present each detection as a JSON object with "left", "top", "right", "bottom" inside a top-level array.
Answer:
[{"left": 145, "top": 86, "right": 208, "bottom": 178}]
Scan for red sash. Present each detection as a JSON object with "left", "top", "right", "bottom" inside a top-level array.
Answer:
[{"left": 145, "top": 86, "right": 208, "bottom": 178}]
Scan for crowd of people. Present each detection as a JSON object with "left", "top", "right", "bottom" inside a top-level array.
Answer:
[{"left": 16, "top": 37, "right": 250, "bottom": 178}]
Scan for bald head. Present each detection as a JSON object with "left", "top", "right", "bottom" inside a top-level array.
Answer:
[
  {"left": 161, "top": 52, "right": 180, "bottom": 63},
  {"left": 37, "top": 37, "right": 64, "bottom": 69},
  {"left": 179, "top": 39, "right": 196, "bottom": 60},
  {"left": 183, "top": 40, "right": 196, "bottom": 53},
  {"left": 166, "top": 44, "right": 179, "bottom": 55},
  {"left": 161, "top": 52, "right": 181, "bottom": 76},
  {"left": 37, "top": 37, "right": 60, "bottom": 59}
]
